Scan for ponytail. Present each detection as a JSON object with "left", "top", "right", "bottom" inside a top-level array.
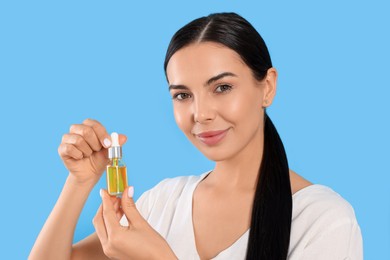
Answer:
[{"left": 245, "top": 112, "right": 292, "bottom": 259}]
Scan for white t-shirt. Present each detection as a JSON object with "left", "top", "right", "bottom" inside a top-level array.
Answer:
[{"left": 122, "top": 171, "right": 363, "bottom": 260}]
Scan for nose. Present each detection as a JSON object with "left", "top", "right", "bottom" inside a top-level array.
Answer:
[{"left": 193, "top": 96, "right": 216, "bottom": 124}]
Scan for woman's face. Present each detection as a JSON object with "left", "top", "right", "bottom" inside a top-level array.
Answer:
[{"left": 166, "top": 42, "right": 276, "bottom": 162}]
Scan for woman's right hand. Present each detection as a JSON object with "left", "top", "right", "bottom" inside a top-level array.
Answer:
[{"left": 58, "top": 119, "right": 127, "bottom": 185}]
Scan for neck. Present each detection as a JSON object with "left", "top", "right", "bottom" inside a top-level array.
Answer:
[{"left": 206, "top": 126, "right": 264, "bottom": 191}]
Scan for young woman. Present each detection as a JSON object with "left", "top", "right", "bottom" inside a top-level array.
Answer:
[{"left": 30, "top": 12, "right": 363, "bottom": 260}]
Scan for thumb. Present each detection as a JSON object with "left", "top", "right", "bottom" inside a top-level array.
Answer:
[{"left": 121, "top": 186, "right": 143, "bottom": 227}]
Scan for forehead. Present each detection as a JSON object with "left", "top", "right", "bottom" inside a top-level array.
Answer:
[{"left": 166, "top": 42, "right": 248, "bottom": 84}]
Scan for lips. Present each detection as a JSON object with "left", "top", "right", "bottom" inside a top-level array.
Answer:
[{"left": 195, "top": 128, "right": 229, "bottom": 146}]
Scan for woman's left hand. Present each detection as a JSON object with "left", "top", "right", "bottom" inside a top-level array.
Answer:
[{"left": 93, "top": 187, "right": 178, "bottom": 260}]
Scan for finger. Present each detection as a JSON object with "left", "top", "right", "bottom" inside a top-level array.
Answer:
[
  {"left": 58, "top": 143, "right": 83, "bottom": 160},
  {"left": 69, "top": 123, "right": 102, "bottom": 152},
  {"left": 116, "top": 206, "right": 125, "bottom": 222},
  {"left": 93, "top": 204, "right": 108, "bottom": 245},
  {"left": 83, "top": 118, "right": 128, "bottom": 147},
  {"left": 82, "top": 119, "right": 113, "bottom": 148},
  {"left": 113, "top": 198, "right": 121, "bottom": 213},
  {"left": 112, "top": 196, "right": 121, "bottom": 207},
  {"left": 118, "top": 134, "right": 127, "bottom": 146},
  {"left": 121, "top": 186, "right": 144, "bottom": 227},
  {"left": 100, "top": 189, "right": 121, "bottom": 235},
  {"left": 108, "top": 196, "right": 121, "bottom": 220},
  {"left": 110, "top": 196, "right": 124, "bottom": 221},
  {"left": 62, "top": 133, "right": 93, "bottom": 158}
]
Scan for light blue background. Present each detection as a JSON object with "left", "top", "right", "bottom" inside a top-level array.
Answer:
[{"left": 0, "top": 0, "right": 388, "bottom": 259}]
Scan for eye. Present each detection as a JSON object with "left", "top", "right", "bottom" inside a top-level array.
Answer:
[
  {"left": 215, "top": 84, "right": 232, "bottom": 93},
  {"left": 172, "top": 92, "right": 191, "bottom": 101}
]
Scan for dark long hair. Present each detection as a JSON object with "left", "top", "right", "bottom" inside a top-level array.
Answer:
[{"left": 164, "top": 13, "right": 292, "bottom": 260}]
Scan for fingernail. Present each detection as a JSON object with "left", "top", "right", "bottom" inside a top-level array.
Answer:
[
  {"left": 99, "top": 189, "right": 103, "bottom": 198},
  {"left": 128, "top": 186, "right": 134, "bottom": 198},
  {"left": 103, "top": 138, "right": 111, "bottom": 148}
]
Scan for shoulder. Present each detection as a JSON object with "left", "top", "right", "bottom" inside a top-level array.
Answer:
[
  {"left": 291, "top": 184, "right": 362, "bottom": 245},
  {"left": 292, "top": 184, "right": 357, "bottom": 223},
  {"left": 290, "top": 185, "right": 363, "bottom": 259}
]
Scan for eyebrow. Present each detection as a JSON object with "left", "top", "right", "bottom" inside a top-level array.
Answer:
[
  {"left": 205, "top": 72, "right": 237, "bottom": 86},
  {"left": 168, "top": 72, "right": 237, "bottom": 91}
]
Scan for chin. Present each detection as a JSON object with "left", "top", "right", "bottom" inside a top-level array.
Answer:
[{"left": 195, "top": 144, "right": 236, "bottom": 162}]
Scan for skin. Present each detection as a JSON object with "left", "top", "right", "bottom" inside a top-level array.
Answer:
[{"left": 29, "top": 42, "right": 312, "bottom": 260}]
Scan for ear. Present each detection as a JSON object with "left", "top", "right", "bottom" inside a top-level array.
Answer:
[{"left": 262, "top": 68, "right": 278, "bottom": 108}]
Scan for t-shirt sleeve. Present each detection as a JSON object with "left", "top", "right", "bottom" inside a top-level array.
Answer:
[
  {"left": 291, "top": 185, "right": 364, "bottom": 260},
  {"left": 300, "top": 212, "right": 363, "bottom": 260},
  {"left": 135, "top": 188, "right": 155, "bottom": 219}
]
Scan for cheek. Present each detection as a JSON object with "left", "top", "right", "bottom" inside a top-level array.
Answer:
[
  {"left": 173, "top": 104, "right": 192, "bottom": 132},
  {"left": 223, "top": 92, "right": 261, "bottom": 121}
]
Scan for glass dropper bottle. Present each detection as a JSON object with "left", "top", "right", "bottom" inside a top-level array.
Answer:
[{"left": 106, "top": 132, "right": 128, "bottom": 196}]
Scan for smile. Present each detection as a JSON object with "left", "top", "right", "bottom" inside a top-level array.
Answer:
[{"left": 196, "top": 128, "right": 230, "bottom": 146}]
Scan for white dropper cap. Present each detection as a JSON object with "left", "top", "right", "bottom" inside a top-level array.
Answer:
[
  {"left": 108, "top": 132, "right": 122, "bottom": 158},
  {"left": 111, "top": 132, "right": 120, "bottom": 147}
]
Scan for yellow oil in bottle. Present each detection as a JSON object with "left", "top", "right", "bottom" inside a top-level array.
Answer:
[
  {"left": 106, "top": 158, "right": 128, "bottom": 196},
  {"left": 106, "top": 132, "right": 128, "bottom": 196}
]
